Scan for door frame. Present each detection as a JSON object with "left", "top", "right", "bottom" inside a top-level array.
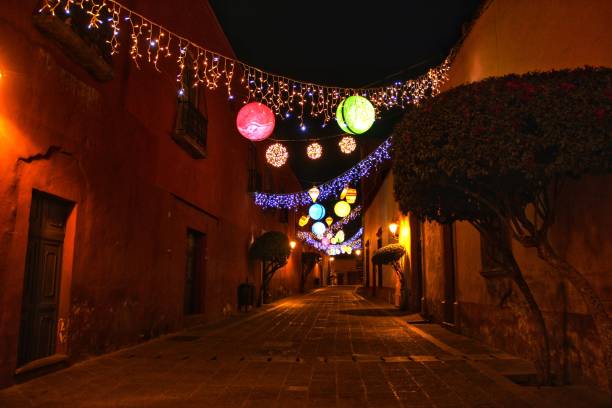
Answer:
[{"left": 17, "top": 190, "right": 76, "bottom": 368}]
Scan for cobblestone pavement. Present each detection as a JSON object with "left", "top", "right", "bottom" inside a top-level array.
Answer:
[{"left": 0, "top": 286, "right": 609, "bottom": 407}]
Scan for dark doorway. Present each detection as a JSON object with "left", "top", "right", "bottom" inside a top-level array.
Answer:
[
  {"left": 409, "top": 216, "right": 424, "bottom": 313},
  {"left": 18, "top": 191, "right": 73, "bottom": 366},
  {"left": 376, "top": 228, "right": 383, "bottom": 288},
  {"left": 442, "top": 224, "right": 456, "bottom": 324},
  {"left": 364, "top": 241, "right": 370, "bottom": 288},
  {"left": 185, "top": 229, "right": 205, "bottom": 315}
]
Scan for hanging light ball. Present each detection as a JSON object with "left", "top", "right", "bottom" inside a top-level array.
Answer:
[
  {"left": 236, "top": 102, "right": 275, "bottom": 141},
  {"left": 308, "top": 203, "right": 326, "bottom": 221},
  {"left": 334, "top": 200, "right": 351, "bottom": 217},
  {"left": 336, "top": 95, "right": 375, "bottom": 135},
  {"left": 306, "top": 142, "right": 323, "bottom": 160},
  {"left": 312, "top": 222, "right": 326, "bottom": 236},
  {"left": 338, "top": 136, "right": 357, "bottom": 154},
  {"left": 265, "top": 143, "right": 288, "bottom": 167}
]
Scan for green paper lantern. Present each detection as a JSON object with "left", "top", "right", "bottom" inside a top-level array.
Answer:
[{"left": 336, "top": 95, "right": 375, "bottom": 135}]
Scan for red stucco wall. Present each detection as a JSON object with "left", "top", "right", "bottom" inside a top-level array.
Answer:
[{"left": 0, "top": 0, "right": 303, "bottom": 388}]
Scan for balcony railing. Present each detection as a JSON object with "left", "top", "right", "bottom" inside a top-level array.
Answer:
[{"left": 172, "top": 100, "right": 208, "bottom": 158}]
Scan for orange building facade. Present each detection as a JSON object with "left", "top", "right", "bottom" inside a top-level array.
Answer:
[
  {"left": 0, "top": 0, "right": 305, "bottom": 388},
  {"left": 363, "top": 0, "right": 612, "bottom": 391}
]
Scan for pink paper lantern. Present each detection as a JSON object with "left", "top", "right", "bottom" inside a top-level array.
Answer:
[{"left": 236, "top": 102, "right": 275, "bottom": 141}]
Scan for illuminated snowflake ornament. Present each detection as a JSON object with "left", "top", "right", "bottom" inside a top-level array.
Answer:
[
  {"left": 338, "top": 136, "right": 356, "bottom": 154},
  {"left": 306, "top": 142, "right": 323, "bottom": 159},
  {"left": 266, "top": 143, "right": 288, "bottom": 167}
]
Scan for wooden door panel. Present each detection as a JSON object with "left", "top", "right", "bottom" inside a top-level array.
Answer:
[
  {"left": 40, "top": 242, "right": 61, "bottom": 301},
  {"left": 18, "top": 191, "right": 72, "bottom": 366}
]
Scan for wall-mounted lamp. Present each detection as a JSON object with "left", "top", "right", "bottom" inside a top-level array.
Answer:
[
  {"left": 289, "top": 240, "right": 297, "bottom": 250},
  {"left": 388, "top": 222, "right": 398, "bottom": 236},
  {"left": 355, "top": 249, "right": 362, "bottom": 256},
  {"left": 329, "top": 256, "right": 335, "bottom": 261}
]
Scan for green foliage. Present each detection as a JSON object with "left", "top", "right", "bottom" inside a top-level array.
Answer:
[
  {"left": 393, "top": 67, "right": 612, "bottom": 224},
  {"left": 248, "top": 231, "right": 291, "bottom": 264},
  {"left": 372, "top": 244, "right": 406, "bottom": 265}
]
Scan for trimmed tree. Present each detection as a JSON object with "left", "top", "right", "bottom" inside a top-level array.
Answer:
[
  {"left": 394, "top": 67, "right": 612, "bottom": 388},
  {"left": 249, "top": 231, "right": 291, "bottom": 305},
  {"left": 301, "top": 252, "right": 321, "bottom": 293},
  {"left": 372, "top": 244, "right": 409, "bottom": 310}
]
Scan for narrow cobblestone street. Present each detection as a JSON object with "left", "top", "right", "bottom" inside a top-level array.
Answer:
[{"left": 0, "top": 287, "right": 608, "bottom": 407}]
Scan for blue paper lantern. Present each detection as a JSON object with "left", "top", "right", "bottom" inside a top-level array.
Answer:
[
  {"left": 308, "top": 203, "right": 326, "bottom": 221},
  {"left": 312, "top": 222, "right": 326, "bottom": 236}
]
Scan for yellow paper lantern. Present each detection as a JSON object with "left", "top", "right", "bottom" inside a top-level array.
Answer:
[
  {"left": 345, "top": 188, "right": 357, "bottom": 204},
  {"left": 334, "top": 200, "right": 351, "bottom": 217},
  {"left": 340, "top": 186, "right": 348, "bottom": 200},
  {"left": 298, "top": 215, "right": 310, "bottom": 227}
]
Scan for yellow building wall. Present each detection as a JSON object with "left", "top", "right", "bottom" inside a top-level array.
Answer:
[
  {"left": 363, "top": 172, "right": 413, "bottom": 305},
  {"left": 363, "top": 0, "right": 612, "bottom": 390},
  {"left": 433, "top": 0, "right": 612, "bottom": 389}
]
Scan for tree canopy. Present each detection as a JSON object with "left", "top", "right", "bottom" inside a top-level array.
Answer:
[
  {"left": 393, "top": 66, "right": 611, "bottom": 226},
  {"left": 249, "top": 231, "right": 291, "bottom": 264},
  {"left": 372, "top": 244, "right": 406, "bottom": 265}
]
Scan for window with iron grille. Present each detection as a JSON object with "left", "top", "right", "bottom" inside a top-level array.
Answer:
[
  {"left": 172, "top": 65, "right": 208, "bottom": 158},
  {"left": 247, "top": 143, "right": 262, "bottom": 192}
]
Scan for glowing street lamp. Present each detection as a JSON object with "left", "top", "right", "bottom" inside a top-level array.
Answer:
[{"left": 389, "top": 222, "right": 399, "bottom": 236}]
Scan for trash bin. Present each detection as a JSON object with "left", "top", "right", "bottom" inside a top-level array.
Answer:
[{"left": 238, "top": 282, "right": 255, "bottom": 312}]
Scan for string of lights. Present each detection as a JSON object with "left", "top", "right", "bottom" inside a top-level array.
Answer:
[
  {"left": 297, "top": 206, "right": 362, "bottom": 243},
  {"left": 254, "top": 137, "right": 392, "bottom": 209},
  {"left": 298, "top": 227, "right": 363, "bottom": 253},
  {"left": 39, "top": 0, "right": 450, "bottom": 127}
]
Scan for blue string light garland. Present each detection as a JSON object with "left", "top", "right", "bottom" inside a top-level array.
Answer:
[{"left": 254, "top": 138, "right": 392, "bottom": 209}]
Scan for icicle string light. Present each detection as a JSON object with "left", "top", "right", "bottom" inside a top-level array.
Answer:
[
  {"left": 39, "top": 0, "right": 450, "bottom": 126},
  {"left": 254, "top": 138, "right": 392, "bottom": 209}
]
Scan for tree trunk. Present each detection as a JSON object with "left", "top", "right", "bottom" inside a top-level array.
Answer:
[
  {"left": 392, "top": 261, "right": 409, "bottom": 311},
  {"left": 506, "top": 255, "right": 552, "bottom": 385},
  {"left": 537, "top": 240, "right": 612, "bottom": 393},
  {"left": 478, "top": 223, "right": 551, "bottom": 384}
]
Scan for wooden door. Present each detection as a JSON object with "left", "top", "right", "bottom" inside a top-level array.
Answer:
[
  {"left": 18, "top": 191, "right": 72, "bottom": 366},
  {"left": 442, "top": 224, "right": 456, "bottom": 324},
  {"left": 184, "top": 229, "right": 204, "bottom": 315},
  {"left": 409, "top": 216, "right": 424, "bottom": 312}
]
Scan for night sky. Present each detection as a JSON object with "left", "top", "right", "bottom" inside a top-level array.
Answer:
[{"left": 210, "top": 1, "right": 481, "bottom": 186}]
